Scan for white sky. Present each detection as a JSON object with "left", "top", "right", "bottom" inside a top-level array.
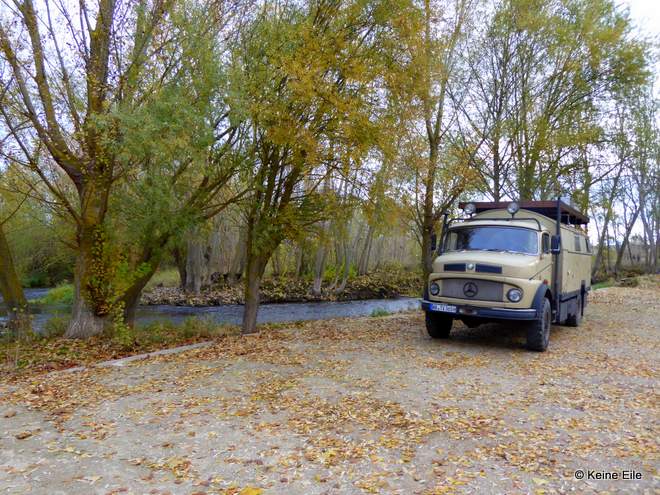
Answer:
[
  {"left": 623, "top": 0, "right": 660, "bottom": 94},
  {"left": 623, "top": 0, "right": 660, "bottom": 34}
]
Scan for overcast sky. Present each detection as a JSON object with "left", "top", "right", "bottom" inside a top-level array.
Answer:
[
  {"left": 624, "top": 0, "right": 660, "bottom": 34},
  {"left": 624, "top": 0, "right": 660, "bottom": 94}
]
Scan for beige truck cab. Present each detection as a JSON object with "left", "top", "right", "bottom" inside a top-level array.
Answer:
[{"left": 421, "top": 200, "right": 591, "bottom": 351}]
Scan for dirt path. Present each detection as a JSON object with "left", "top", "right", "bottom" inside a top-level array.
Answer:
[{"left": 1, "top": 286, "right": 658, "bottom": 494}]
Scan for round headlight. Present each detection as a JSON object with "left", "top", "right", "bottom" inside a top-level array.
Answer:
[
  {"left": 507, "top": 202, "right": 520, "bottom": 215},
  {"left": 430, "top": 282, "right": 440, "bottom": 296},
  {"left": 464, "top": 203, "right": 476, "bottom": 215},
  {"left": 507, "top": 288, "right": 523, "bottom": 302}
]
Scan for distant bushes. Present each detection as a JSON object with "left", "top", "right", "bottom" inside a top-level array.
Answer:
[
  {"left": 38, "top": 284, "right": 74, "bottom": 305},
  {"left": 143, "top": 269, "right": 423, "bottom": 306}
]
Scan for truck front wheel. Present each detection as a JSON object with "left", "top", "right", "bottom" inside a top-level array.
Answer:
[
  {"left": 526, "top": 298, "right": 551, "bottom": 351},
  {"left": 426, "top": 312, "right": 452, "bottom": 339}
]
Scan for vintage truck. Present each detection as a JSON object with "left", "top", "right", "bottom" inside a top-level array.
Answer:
[{"left": 421, "top": 199, "right": 591, "bottom": 351}]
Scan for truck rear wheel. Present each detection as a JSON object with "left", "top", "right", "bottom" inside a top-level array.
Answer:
[
  {"left": 565, "top": 294, "right": 583, "bottom": 327},
  {"left": 526, "top": 298, "right": 551, "bottom": 351},
  {"left": 426, "top": 312, "right": 452, "bottom": 339}
]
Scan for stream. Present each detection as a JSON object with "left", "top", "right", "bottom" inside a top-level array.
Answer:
[{"left": 1, "top": 288, "right": 420, "bottom": 332}]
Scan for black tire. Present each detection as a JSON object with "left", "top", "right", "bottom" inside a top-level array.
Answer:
[
  {"left": 526, "top": 297, "right": 551, "bottom": 352},
  {"left": 565, "top": 294, "right": 583, "bottom": 327},
  {"left": 425, "top": 312, "right": 452, "bottom": 339}
]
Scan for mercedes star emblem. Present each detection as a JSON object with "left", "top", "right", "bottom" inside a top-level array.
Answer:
[{"left": 463, "top": 282, "right": 478, "bottom": 298}]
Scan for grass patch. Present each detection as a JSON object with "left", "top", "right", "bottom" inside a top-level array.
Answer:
[
  {"left": 145, "top": 268, "right": 181, "bottom": 291},
  {"left": 370, "top": 308, "right": 391, "bottom": 317},
  {"left": 135, "top": 317, "right": 237, "bottom": 346},
  {"left": 37, "top": 283, "right": 74, "bottom": 305},
  {"left": 592, "top": 279, "right": 614, "bottom": 290},
  {"left": 1, "top": 316, "right": 238, "bottom": 382}
]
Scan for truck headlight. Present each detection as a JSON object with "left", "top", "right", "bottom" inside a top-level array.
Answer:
[
  {"left": 507, "top": 288, "right": 523, "bottom": 302},
  {"left": 430, "top": 282, "right": 440, "bottom": 296}
]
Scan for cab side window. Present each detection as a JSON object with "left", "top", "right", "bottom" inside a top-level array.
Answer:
[
  {"left": 542, "top": 233, "right": 550, "bottom": 254},
  {"left": 574, "top": 235, "right": 582, "bottom": 252}
]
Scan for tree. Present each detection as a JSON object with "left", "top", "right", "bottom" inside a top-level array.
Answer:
[
  {"left": 0, "top": 0, "right": 246, "bottom": 336},
  {"left": 464, "top": 0, "right": 649, "bottom": 202},
  {"left": 407, "top": 0, "right": 478, "bottom": 279},
  {"left": 230, "top": 0, "right": 417, "bottom": 334}
]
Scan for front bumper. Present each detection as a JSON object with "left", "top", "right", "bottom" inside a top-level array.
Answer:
[{"left": 421, "top": 299, "right": 538, "bottom": 320}]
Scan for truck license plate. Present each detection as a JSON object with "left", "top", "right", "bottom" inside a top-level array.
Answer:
[{"left": 430, "top": 303, "right": 457, "bottom": 313}]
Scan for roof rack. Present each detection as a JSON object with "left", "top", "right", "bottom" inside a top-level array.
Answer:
[{"left": 457, "top": 200, "right": 589, "bottom": 225}]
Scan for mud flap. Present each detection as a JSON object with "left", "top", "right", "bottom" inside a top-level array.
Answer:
[{"left": 531, "top": 284, "right": 552, "bottom": 322}]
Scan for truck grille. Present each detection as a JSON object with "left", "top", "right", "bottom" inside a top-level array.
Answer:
[{"left": 441, "top": 278, "right": 504, "bottom": 302}]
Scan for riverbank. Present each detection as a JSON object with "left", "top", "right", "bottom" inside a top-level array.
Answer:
[
  {"left": 0, "top": 319, "right": 242, "bottom": 382},
  {"left": 1, "top": 297, "right": 420, "bottom": 381},
  {"left": 141, "top": 271, "right": 422, "bottom": 306}
]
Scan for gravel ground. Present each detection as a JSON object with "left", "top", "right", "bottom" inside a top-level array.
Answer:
[{"left": 1, "top": 286, "right": 658, "bottom": 494}]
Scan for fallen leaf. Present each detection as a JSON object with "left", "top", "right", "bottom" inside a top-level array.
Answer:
[{"left": 239, "top": 488, "right": 264, "bottom": 495}]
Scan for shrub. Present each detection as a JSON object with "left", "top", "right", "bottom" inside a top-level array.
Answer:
[
  {"left": 38, "top": 284, "right": 74, "bottom": 305},
  {"left": 371, "top": 308, "right": 390, "bottom": 317},
  {"left": 42, "top": 315, "right": 69, "bottom": 338}
]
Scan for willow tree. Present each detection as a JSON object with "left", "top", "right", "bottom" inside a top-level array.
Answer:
[
  {"left": 229, "top": 0, "right": 419, "bottom": 334},
  {"left": 0, "top": 0, "right": 246, "bottom": 337}
]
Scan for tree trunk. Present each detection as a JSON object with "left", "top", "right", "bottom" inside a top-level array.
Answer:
[
  {"left": 295, "top": 242, "right": 308, "bottom": 277},
  {"left": 67, "top": 293, "right": 106, "bottom": 339},
  {"left": 242, "top": 253, "right": 268, "bottom": 335},
  {"left": 66, "top": 257, "right": 106, "bottom": 338},
  {"left": 122, "top": 258, "right": 161, "bottom": 327},
  {"left": 228, "top": 226, "right": 247, "bottom": 284},
  {"left": 492, "top": 139, "right": 501, "bottom": 202},
  {"left": 312, "top": 234, "right": 328, "bottom": 296},
  {"left": 614, "top": 206, "right": 641, "bottom": 275},
  {"left": 592, "top": 199, "right": 620, "bottom": 277},
  {"left": 272, "top": 246, "right": 282, "bottom": 277},
  {"left": 421, "top": 139, "right": 439, "bottom": 280},
  {"left": 605, "top": 224, "right": 613, "bottom": 273},
  {"left": 173, "top": 246, "right": 187, "bottom": 289},
  {"left": 185, "top": 238, "right": 206, "bottom": 294},
  {"left": 421, "top": 222, "right": 435, "bottom": 280},
  {"left": 358, "top": 225, "right": 374, "bottom": 275},
  {"left": 335, "top": 239, "right": 351, "bottom": 293},
  {"left": 0, "top": 224, "right": 30, "bottom": 335},
  {"left": 65, "top": 181, "right": 113, "bottom": 339},
  {"left": 65, "top": 223, "right": 108, "bottom": 339}
]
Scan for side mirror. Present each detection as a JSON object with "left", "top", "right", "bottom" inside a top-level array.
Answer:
[
  {"left": 430, "top": 233, "right": 437, "bottom": 252},
  {"left": 550, "top": 235, "right": 561, "bottom": 254}
]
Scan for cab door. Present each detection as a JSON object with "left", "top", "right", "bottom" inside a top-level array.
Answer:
[{"left": 540, "top": 232, "right": 554, "bottom": 284}]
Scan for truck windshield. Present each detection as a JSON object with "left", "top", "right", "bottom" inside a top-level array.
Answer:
[{"left": 444, "top": 226, "right": 538, "bottom": 255}]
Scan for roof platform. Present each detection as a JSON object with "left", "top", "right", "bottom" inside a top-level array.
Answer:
[{"left": 458, "top": 200, "right": 589, "bottom": 225}]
